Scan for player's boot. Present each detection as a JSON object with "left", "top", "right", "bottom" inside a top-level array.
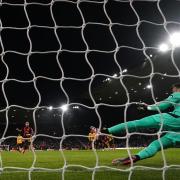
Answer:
[{"left": 112, "top": 155, "right": 140, "bottom": 165}]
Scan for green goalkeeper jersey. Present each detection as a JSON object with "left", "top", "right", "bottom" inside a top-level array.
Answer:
[
  {"left": 148, "top": 92, "right": 180, "bottom": 116},
  {"left": 108, "top": 92, "right": 180, "bottom": 144}
]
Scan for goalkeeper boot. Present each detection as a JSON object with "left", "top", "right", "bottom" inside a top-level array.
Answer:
[{"left": 112, "top": 155, "right": 140, "bottom": 165}]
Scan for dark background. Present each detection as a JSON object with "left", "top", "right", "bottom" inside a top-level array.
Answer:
[{"left": 0, "top": 0, "right": 180, "bottom": 139}]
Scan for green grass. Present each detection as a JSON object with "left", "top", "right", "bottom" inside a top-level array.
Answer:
[{"left": 0, "top": 148, "right": 180, "bottom": 180}]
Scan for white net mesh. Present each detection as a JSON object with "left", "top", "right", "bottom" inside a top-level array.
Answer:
[{"left": 1, "top": 0, "right": 180, "bottom": 179}]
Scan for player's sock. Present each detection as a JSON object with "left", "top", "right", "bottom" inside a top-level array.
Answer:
[
  {"left": 112, "top": 155, "right": 140, "bottom": 165},
  {"left": 18, "top": 148, "right": 22, "bottom": 153}
]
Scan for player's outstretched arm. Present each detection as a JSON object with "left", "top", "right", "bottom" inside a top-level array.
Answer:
[{"left": 16, "top": 128, "right": 22, "bottom": 132}]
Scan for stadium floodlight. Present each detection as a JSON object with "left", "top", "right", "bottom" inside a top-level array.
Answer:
[
  {"left": 158, "top": 43, "right": 169, "bottom": 52},
  {"left": 122, "top": 69, "right": 127, "bottom": 73},
  {"left": 73, "top": 106, "right": 79, "bottom": 109},
  {"left": 170, "top": 32, "right": 180, "bottom": 47},
  {"left": 60, "top": 104, "right": 68, "bottom": 112},
  {"left": 115, "top": 91, "right": 118, "bottom": 95},
  {"left": 103, "top": 78, "right": 111, "bottom": 83},
  {"left": 113, "top": 73, "right": 118, "bottom": 77},
  {"left": 146, "top": 84, "right": 152, "bottom": 89},
  {"left": 48, "top": 106, "right": 53, "bottom": 110},
  {"left": 104, "top": 77, "right": 111, "bottom": 82}
]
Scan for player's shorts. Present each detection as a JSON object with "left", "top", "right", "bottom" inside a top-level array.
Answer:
[
  {"left": 23, "top": 140, "right": 31, "bottom": 149},
  {"left": 109, "top": 140, "right": 113, "bottom": 146},
  {"left": 17, "top": 143, "right": 23, "bottom": 148}
]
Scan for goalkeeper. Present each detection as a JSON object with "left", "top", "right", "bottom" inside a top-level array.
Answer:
[{"left": 101, "top": 83, "right": 180, "bottom": 165}]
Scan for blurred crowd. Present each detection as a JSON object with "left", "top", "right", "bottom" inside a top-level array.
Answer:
[{"left": 1, "top": 133, "right": 157, "bottom": 151}]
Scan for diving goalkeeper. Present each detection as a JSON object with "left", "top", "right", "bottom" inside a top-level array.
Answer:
[{"left": 101, "top": 83, "right": 180, "bottom": 165}]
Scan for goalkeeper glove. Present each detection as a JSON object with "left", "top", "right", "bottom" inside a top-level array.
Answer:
[{"left": 137, "top": 103, "right": 148, "bottom": 111}]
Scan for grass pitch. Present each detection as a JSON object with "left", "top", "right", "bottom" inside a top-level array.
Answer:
[{"left": 0, "top": 148, "right": 180, "bottom": 180}]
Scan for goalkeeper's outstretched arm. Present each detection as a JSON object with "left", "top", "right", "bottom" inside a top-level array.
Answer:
[
  {"left": 147, "top": 92, "right": 180, "bottom": 111},
  {"left": 147, "top": 83, "right": 180, "bottom": 112}
]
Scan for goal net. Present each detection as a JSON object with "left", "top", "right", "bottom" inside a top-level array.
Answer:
[{"left": 0, "top": 0, "right": 180, "bottom": 179}]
